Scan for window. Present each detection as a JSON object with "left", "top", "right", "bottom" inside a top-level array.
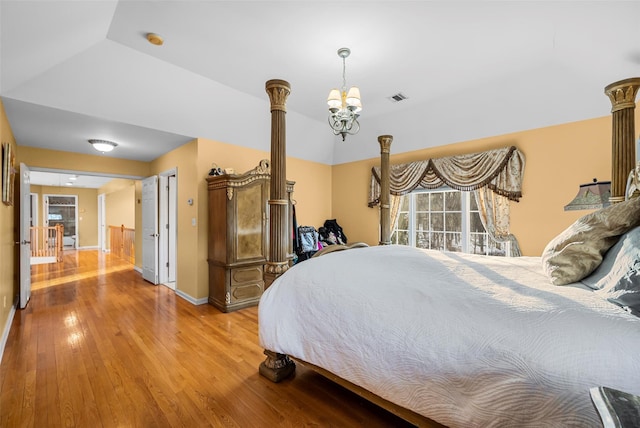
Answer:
[
  {"left": 45, "top": 195, "right": 78, "bottom": 247},
  {"left": 391, "top": 189, "right": 508, "bottom": 256}
]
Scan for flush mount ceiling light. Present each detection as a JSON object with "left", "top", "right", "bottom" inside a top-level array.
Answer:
[
  {"left": 88, "top": 139, "right": 117, "bottom": 153},
  {"left": 146, "top": 32, "right": 164, "bottom": 46},
  {"left": 327, "top": 47, "right": 362, "bottom": 141}
]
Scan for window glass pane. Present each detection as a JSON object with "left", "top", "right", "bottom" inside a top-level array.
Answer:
[
  {"left": 415, "top": 193, "right": 429, "bottom": 211},
  {"left": 470, "top": 193, "right": 478, "bottom": 210},
  {"left": 416, "top": 231, "right": 430, "bottom": 249},
  {"left": 430, "top": 212, "right": 443, "bottom": 231},
  {"left": 400, "top": 195, "right": 409, "bottom": 210},
  {"left": 416, "top": 213, "right": 429, "bottom": 231},
  {"left": 446, "top": 212, "right": 462, "bottom": 232},
  {"left": 431, "top": 232, "right": 444, "bottom": 251},
  {"left": 446, "top": 232, "right": 462, "bottom": 252},
  {"left": 430, "top": 192, "right": 443, "bottom": 211},
  {"left": 470, "top": 233, "right": 488, "bottom": 255},
  {"left": 397, "top": 212, "right": 409, "bottom": 230},
  {"left": 470, "top": 212, "right": 484, "bottom": 233},
  {"left": 445, "top": 192, "right": 461, "bottom": 210},
  {"left": 396, "top": 231, "right": 409, "bottom": 246}
]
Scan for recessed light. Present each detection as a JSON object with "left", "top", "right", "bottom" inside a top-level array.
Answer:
[{"left": 146, "top": 33, "right": 164, "bottom": 46}]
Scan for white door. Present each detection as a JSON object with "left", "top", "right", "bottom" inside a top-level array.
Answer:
[
  {"left": 158, "top": 171, "right": 177, "bottom": 289},
  {"left": 142, "top": 176, "right": 159, "bottom": 284},
  {"left": 19, "top": 163, "right": 31, "bottom": 308}
]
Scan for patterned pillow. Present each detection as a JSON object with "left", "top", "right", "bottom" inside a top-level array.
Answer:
[
  {"left": 541, "top": 197, "right": 640, "bottom": 285},
  {"left": 579, "top": 226, "right": 640, "bottom": 314},
  {"left": 581, "top": 226, "right": 640, "bottom": 290}
]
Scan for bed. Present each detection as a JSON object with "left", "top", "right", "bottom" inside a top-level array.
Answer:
[{"left": 258, "top": 78, "right": 640, "bottom": 427}]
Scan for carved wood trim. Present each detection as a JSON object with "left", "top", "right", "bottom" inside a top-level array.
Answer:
[
  {"left": 378, "top": 135, "right": 393, "bottom": 245},
  {"left": 604, "top": 78, "right": 640, "bottom": 203}
]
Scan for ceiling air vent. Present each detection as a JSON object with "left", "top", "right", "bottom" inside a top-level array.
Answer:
[{"left": 388, "top": 92, "right": 408, "bottom": 103}]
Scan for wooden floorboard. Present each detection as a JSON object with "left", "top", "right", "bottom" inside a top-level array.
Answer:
[{"left": 1, "top": 250, "right": 417, "bottom": 427}]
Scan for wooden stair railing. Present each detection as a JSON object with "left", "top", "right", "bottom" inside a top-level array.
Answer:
[
  {"left": 109, "top": 224, "right": 135, "bottom": 264},
  {"left": 30, "top": 224, "right": 64, "bottom": 262}
]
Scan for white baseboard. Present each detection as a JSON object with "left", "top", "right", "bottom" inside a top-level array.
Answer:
[
  {"left": 133, "top": 266, "right": 142, "bottom": 274},
  {"left": 175, "top": 289, "right": 208, "bottom": 305},
  {"left": 0, "top": 301, "right": 17, "bottom": 365}
]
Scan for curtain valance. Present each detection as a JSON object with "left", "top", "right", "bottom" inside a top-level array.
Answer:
[{"left": 368, "top": 146, "right": 525, "bottom": 207}]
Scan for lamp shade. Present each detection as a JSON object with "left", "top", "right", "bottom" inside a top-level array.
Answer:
[
  {"left": 327, "top": 89, "right": 342, "bottom": 109},
  {"left": 346, "top": 86, "right": 361, "bottom": 105},
  {"left": 564, "top": 180, "right": 611, "bottom": 211}
]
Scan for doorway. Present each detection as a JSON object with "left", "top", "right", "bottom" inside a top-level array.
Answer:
[{"left": 44, "top": 194, "right": 78, "bottom": 248}]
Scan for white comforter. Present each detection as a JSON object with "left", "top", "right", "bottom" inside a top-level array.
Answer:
[{"left": 259, "top": 245, "right": 640, "bottom": 427}]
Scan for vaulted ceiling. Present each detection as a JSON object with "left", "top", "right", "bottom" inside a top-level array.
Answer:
[{"left": 2, "top": 1, "right": 639, "bottom": 168}]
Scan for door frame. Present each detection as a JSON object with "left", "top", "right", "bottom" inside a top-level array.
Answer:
[
  {"left": 98, "top": 193, "right": 106, "bottom": 251},
  {"left": 158, "top": 168, "right": 177, "bottom": 289}
]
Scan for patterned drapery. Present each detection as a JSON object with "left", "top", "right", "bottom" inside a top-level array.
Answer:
[
  {"left": 369, "top": 146, "right": 525, "bottom": 205},
  {"left": 474, "top": 186, "right": 522, "bottom": 256},
  {"left": 369, "top": 146, "right": 525, "bottom": 256}
]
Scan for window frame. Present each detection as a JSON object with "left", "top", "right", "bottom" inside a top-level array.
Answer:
[{"left": 391, "top": 188, "right": 509, "bottom": 256}]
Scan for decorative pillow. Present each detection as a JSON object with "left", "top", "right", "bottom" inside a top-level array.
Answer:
[
  {"left": 580, "top": 226, "right": 640, "bottom": 314},
  {"left": 581, "top": 225, "right": 640, "bottom": 290},
  {"left": 541, "top": 197, "right": 640, "bottom": 285}
]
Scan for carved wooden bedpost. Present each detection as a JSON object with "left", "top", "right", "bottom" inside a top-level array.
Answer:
[
  {"left": 260, "top": 79, "right": 297, "bottom": 383},
  {"left": 604, "top": 77, "right": 640, "bottom": 204},
  {"left": 264, "top": 79, "right": 291, "bottom": 288},
  {"left": 378, "top": 135, "right": 393, "bottom": 245}
]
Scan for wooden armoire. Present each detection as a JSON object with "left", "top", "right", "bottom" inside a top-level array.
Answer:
[{"left": 206, "top": 160, "right": 294, "bottom": 312}]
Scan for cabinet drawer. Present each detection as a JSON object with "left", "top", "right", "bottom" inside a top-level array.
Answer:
[
  {"left": 230, "top": 265, "right": 263, "bottom": 285},
  {"left": 231, "top": 282, "right": 263, "bottom": 302}
]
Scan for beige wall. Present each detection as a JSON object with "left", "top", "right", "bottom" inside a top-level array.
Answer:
[
  {"left": 18, "top": 146, "right": 150, "bottom": 177},
  {"left": 0, "top": 100, "right": 17, "bottom": 342},
  {"left": 104, "top": 182, "right": 136, "bottom": 251},
  {"left": 103, "top": 181, "right": 136, "bottom": 230},
  {"left": 333, "top": 108, "right": 640, "bottom": 256},
  {"left": 30, "top": 185, "right": 99, "bottom": 248},
  {"left": 150, "top": 138, "right": 333, "bottom": 300}
]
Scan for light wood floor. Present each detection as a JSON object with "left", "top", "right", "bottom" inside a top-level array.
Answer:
[{"left": 1, "top": 250, "right": 415, "bottom": 427}]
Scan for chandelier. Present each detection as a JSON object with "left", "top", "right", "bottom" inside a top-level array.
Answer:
[{"left": 327, "top": 48, "right": 362, "bottom": 141}]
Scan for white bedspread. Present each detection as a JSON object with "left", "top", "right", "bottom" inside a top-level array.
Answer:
[{"left": 259, "top": 245, "right": 640, "bottom": 427}]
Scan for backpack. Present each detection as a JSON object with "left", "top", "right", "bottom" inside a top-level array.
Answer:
[
  {"left": 323, "top": 219, "right": 347, "bottom": 245},
  {"left": 296, "top": 226, "right": 319, "bottom": 262}
]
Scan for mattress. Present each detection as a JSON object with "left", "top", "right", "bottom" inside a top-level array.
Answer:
[{"left": 259, "top": 245, "right": 640, "bottom": 427}]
